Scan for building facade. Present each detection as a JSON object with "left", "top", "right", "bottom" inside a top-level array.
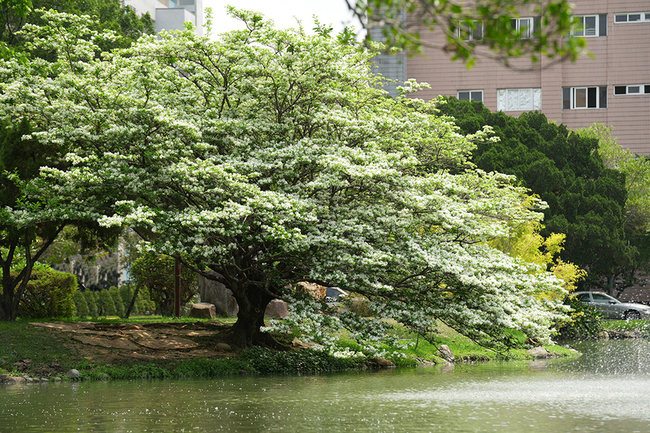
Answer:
[
  {"left": 395, "top": 0, "right": 650, "bottom": 154},
  {"left": 122, "top": 0, "right": 204, "bottom": 35}
]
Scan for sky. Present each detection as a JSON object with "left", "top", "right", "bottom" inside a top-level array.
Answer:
[{"left": 201, "top": 0, "right": 363, "bottom": 37}]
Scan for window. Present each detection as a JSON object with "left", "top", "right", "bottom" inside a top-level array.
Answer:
[
  {"left": 511, "top": 17, "right": 537, "bottom": 39},
  {"left": 458, "top": 90, "right": 483, "bottom": 102},
  {"left": 614, "top": 85, "right": 650, "bottom": 95},
  {"left": 615, "top": 12, "right": 650, "bottom": 23},
  {"left": 571, "top": 14, "right": 607, "bottom": 37},
  {"left": 563, "top": 86, "right": 607, "bottom": 109},
  {"left": 497, "top": 88, "right": 541, "bottom": 111},
  {"left": 458, "top": 20, "right": 483, "bottom": 41}
]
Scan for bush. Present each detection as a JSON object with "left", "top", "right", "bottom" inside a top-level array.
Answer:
[
  {"left": 239, "top": 346, "right": 363, "bottom": 374},
  {"left": 16, "top": 266, "right": 78, "bottom": 319},
  {"left": 556, "top": 295, "right": 604, "bottom": 339},
  {"left": 83, "top": 290, "right": 99, "bottom": 318},
  {"left": 73, "top": 290, "right": 89, "bottom": 317},
  {"left": 98, "top": 289, "right": 117, "bottom": 317},
  {"left": 109, "top": 286, "right": 125, "bottom": 318}
]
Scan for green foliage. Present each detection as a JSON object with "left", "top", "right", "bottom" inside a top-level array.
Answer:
[
  {"left": 556, "top": 295, "right": 604, "bottom": 339},
  {"left": 72, "top": 289, "right": 89, "bottom": 317},
  {"left": 437, "top": 98, "right": 632, "bottom": 288},
  {"left": 240, "top": 346, "right": 364, "bottom": 374},
  {"left": 15, "top": 265, "right": 77, "bottom": 319},
  {"left": 83, "top": 289, "right": 98, "bottom": 318},
  {"left": 172, "top": 358, "right": 253, "bottom": 378},
  {"left": 98, "top": 288, "right": 117, "bottom": 317},
  {"left": 130, "top": 252, "right": 198, "bottom": 317},
  {"left": 109, "top": 286, "right": 125, "bottom": 318}
]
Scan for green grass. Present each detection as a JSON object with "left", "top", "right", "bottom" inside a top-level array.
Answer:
[{"left": 0, "top": 319, "right": 84, "bottom": 376}]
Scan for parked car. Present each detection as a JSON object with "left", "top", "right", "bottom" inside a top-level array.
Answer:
[{"left": 572, "top": 291, "right": 650, "bottom": 320}]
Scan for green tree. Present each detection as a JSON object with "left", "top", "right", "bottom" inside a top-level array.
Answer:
[
  {"left": 109, "top": 286, "right": 125, "bottom": 318},
  {"left": 98, "top": 288, "right": 116, "bottom": 317},
  {"left": 83, "top": 289, "right": 98, "bottom": 317},
  {"left": 1, "top": 10, "right": 570, "bottom": 350},
  {"left": 436, "top": 98, "right": 633, "bottom": 290},
  {"left": 574, "top": 123, "right": 650, "bottom": 295},
  {"left": 130, "top": 252, "right": 198, "bottom": 317},
  {"left": 73, "top": 288, "right": 89, "bottom": 317},
  {"left": 347, "top": 0, "right": 586, "bottom": 66}
]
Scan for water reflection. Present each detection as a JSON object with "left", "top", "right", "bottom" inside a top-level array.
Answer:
[{"left": 2, "top": 340, "right": 650, "bottom": 432}]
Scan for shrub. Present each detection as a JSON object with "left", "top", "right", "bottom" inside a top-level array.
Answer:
[
  {"left": 98, "top": 289, "right": 117, "bottom": 317},
  {"left": 239, "top": 346, "right": 363, "bottom": 374},
  {"left": 109, "top": 286, "right": 125, "bottom": 318},
  {"left": 16, "top": 266, "right": 78, "bottom": 319},
  {"left": 556, "top": 295, "right": 604, "bottom": 339},
  {"left": 83, "top": 290, "right": 98, "bottom": 318},
  {"left": 73, "top": 290, "right": 89, "bottom": 317}
]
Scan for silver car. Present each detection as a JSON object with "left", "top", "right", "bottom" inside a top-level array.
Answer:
[{"left": 573, "top": 291, "right": 650, "bottom": 320}]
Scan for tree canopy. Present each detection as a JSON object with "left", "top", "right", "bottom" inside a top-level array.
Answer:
[
  {"left": 436, "top": 98, "right": 633, "bottom": 290},
  {"left": 0, "top": 9, "right": 569, "bottom": 350}
]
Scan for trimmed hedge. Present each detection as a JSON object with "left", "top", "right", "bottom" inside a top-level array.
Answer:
[{"left": 17, "top": 267, "right": 77, "bottom": 319}]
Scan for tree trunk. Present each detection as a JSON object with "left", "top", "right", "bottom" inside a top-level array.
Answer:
[{"left": 224, "top": 284, "right": 278, "bottom": 348}]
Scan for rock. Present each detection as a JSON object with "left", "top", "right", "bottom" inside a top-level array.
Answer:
[
  {"left": 296, "top": 282, "right": 327, "bottom": 300},
  {"left": 265, "top": 299, "right": 289, "bottom": 319},
  {"left": 527, "top": 346, "right": 553, "bottom": 359},
  {"left": 52, "top": 377, "right": 62, "bottom": 382},
  {"left": 368, "top": 357, "right": 396, "bottom": 368},
  {"left": 598, "top": 331, "right": 610, "bottom": 340},
  {"left": 189, "top": 303, "right": 217, "bottom": 319},
  {"left": 215, "top": 343, "right": 231, "bottom": 352},
  {"left": 66, "top": 369, "right": 81, "bottom": 378},
  {"left": 198, "top": 271, "right": 239, "bottom": 317},
  {"left": 437, "top": 344, "right": 455, "bottom": 362},
  {"left": 0, "top": 374, "right": 26, "bottom": 384}
]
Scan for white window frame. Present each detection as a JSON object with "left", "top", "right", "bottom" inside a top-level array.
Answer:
[
  {"left": 564, "top": 86, "right": 606, "bottom": 109},
  {"left": 457, "top": 90, "right": 484, "bottom": 102},
  {"left": 614, "top": 84, "right": 650, "bottom": 95},
  {"left": 457, "top": 20, "right": 483, "bottom": 41},
  {"left": 614, "top": 12, "right": 650, "bottom": 23},
  {"left": 572, "top": 15, "right": 599, "bottom": 37},
  {"left": 497, "top": 88, "right": 542, "bottom": 111},
  {"left": 512, "top": 17, "right": 534, "bottom": 39}
]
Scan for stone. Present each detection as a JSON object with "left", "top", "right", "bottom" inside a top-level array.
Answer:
[
  {"left": 265, "top": 299, "right": 289, "bottom": 319},
  {"left": 437, "top": 344, "right": 455, "bottom": 362},
  {"left": 215, "top": 343, "right": 232, "bottom": 352},
  {"left": 189, "top": 302, "right": 217, "bottom": 319},
  {"left": 66, "top": 369, "right": 81, "bottom": 378},
  {"left": 296, "top": 282, "right": 327, "bottom": 300},
  {"left": 0, "top": 375, "right": 25, "bottom": 384},
  {"left": 527, "top": 346, "right": 553, "bottom": 359},
  {"left": 369, "top": 357, "right": 396, "bottom": 368},
  {"left": 198, "top": 271, "right": 239, "bottom": 317}
]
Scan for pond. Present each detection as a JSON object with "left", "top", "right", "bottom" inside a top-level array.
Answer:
[{"left": 2, "top": 340, "right": 650, "bottom": 432}]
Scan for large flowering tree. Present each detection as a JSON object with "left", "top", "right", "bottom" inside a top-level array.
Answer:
[{"left": 0, "top": 9, "right": 568, "bottom": 348}]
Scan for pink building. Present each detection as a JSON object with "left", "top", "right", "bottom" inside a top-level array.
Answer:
[{"left": 397, "top": 1, "right": 650, "bottom": 154}]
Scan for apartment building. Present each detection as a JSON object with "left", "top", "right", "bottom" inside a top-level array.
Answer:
[
  {"left": 122, "top": 0, "right": 204, "bottom": 35},
  {"left": 386, "top": 1, "right": 650, "bottom": 155}
]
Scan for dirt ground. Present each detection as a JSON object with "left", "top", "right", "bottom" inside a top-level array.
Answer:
[{"left": 31, "top": 321, "right": 238, "bottom": 365}]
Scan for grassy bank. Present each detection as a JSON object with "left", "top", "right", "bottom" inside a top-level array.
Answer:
[{"left": 0, "top": 317, "right": 577, "bottom": 382}]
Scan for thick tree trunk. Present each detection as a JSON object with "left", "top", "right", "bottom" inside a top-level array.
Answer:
[{"left": 224, "top": 284, "right": 279, "bottom": 348}]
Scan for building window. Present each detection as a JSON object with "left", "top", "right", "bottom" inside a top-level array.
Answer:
[
  {"left": 511, "top": 17, "right": 537, "bottom": 39},
  {"left": 571, "top": 14, "right": 607, "bottom": 37},
  {"left": 458, "top": 90, "right": 483, "bottom": 102},
  {"left": 458, "top": 20, "right": 483, "bottom": 41},
  {"left": 614, "top": 12, "right": 650, "bottom": 23},
  {"left": 614, "top": 85, "right": 650, "bottom": 95},
  {"left": 563, "top": 86, "right": 607, "bottom": 109},
  {"left": 497, "top": 88, "right": 541, "bottom": 111}
]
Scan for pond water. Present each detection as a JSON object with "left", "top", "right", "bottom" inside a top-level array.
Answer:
[{"left": 2, "top": 340, "right": 650, "bottom": 432}]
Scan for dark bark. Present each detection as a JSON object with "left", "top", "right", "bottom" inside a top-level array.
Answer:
[{"left": 222, "top": 283, "right": 280, "bottom": 348}]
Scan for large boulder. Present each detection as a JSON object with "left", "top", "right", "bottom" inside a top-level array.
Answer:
[
  {"left": 296, "top": 282, "right": 326, "bottom": 300},
  {"left": 189, "top": 302, "right": 217, "bottom": 319},
  {"left": 198, "top": 271, "right": 238, "bottom": 317},
  {"left": 265, "top": 299, "right": 290, "bottom": 319}
]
